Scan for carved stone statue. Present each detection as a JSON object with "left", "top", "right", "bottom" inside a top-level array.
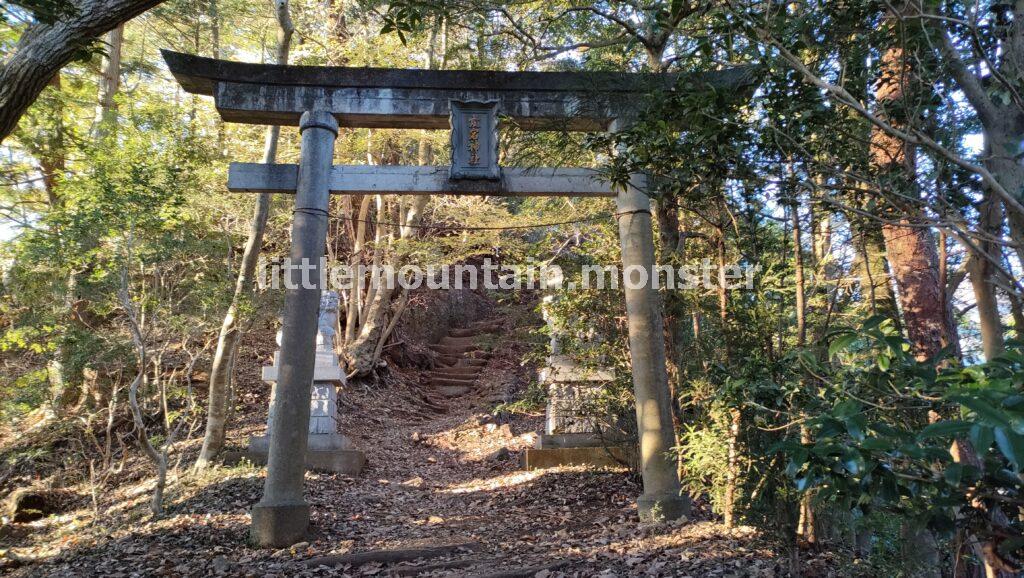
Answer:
[{"left": 316, "top": 290, "right": 339, "bottom": 353}]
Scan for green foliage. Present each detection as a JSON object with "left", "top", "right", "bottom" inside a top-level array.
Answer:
[
  {"left": 779, "top": 319, "right": 1024, "bottom": 561},
  {"left": 492, "top": 378, "right": 548, "bottom": 415},
  {"left": 6, "top": 0, "right": 77, "bottom": 25},
  {"left": 0, "top": 93, "right": 230, "bottom": 418},
  {"left": 678, "top": 414, "right": 731, "bottom": 514}
]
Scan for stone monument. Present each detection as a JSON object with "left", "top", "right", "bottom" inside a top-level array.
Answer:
[
  {"left": 522, "top": 277, "right": 629, "bottom": 470},
  {"left": 247, "top": 290, "right": 366, "bottom": 475}
]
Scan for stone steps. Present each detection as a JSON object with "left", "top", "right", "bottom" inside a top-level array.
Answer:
[
  {"left": 436, "top": 385, "right": 472, "bottom": 396},
  {"left": 429, "top": 343, "right": 483, "bottom": 355},
  {"left": 437, "top": 352, "right": 489, "bottom": 366},
  {"left": 427, "top": 371, "right": 482, "bottom": 381},
  {"left": 429, "top": 376, "right": 478, "bottom": 388},
  {"left": 458, "top": 358, "right": 489, "bottom": 367},
  {"left": 423, "top": 318, "right": 503, "bottom": 397},
  {"left": 428, "top": 366, "right": 482, "bottom": 376},
  {"left": 438, "top": 336, "right": 480, "bottom": 347}
]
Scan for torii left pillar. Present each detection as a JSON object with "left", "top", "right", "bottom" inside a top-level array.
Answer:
[{"left": 251, "top": 110, "right": 338, "bottom": 547}]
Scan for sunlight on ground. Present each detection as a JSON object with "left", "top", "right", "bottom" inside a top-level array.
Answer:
[{"left": 439, "top": 470, "right": 544, "bottom": 494}]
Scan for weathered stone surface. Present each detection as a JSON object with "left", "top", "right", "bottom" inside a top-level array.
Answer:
[
  {"left": 614, "top": 168, "right": 689, "bottom": 520},
  {"left": 449, "top": 101, "right": 499, "bottom": 180},
  {"left": 261, "top": 359, "right": 343, "bottom": 383},
  {"left": 163, "top": 49, "right": 749, "bottom": 94},
  {"left": 250, "top": 502, "right": 309, "bottom": 548},
  {"left": 537, "top": 433, "right": 622, "bottom": 449},
  {"left": 249, "top": 432, "right": 356, "bottom": 454},
  {"left": 250, "top": 112, "right": 338, "bottom": 548},
  {"left": 532, "top": 280, "right": 626, "bottom": 469},
  {"left": 540, "top": 355, "right": 615, "bottom": 382},
  {"left": 228, "top": 163, "right": 615, "bottom": 197},
  {"left": 540, "top": 356, "right": 618, "bottom": 438},
  {"left": 637, "top": 492, "right": 690, "bottom": 523},
  {"left": 520, "top": 447, "right": 632, "bottom": 470},
  {"left": 161, "top": 50, "right": 757, "bottom": 129},
  {"left": 244, "top": 446, "right": 366, "bottom": 476},
  {"left": 254, "top": 290, "right": 365, "bottom": 476}
]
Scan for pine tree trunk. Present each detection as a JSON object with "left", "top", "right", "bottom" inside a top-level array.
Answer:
[
  {"left": 871, "top": 25, "right": 945, "bottom": 578},
  {"left": 93, "top": 25, "right": 123, "bottom": 134}
]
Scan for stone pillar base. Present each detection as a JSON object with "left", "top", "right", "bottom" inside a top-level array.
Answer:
[
  {"left": 538, "top": 433, "right": 622, "bottom": 449},
  {"left": 521, "top": 446, "right": 631, "bottom": 470},
  {"left": 246, "top": 435, "right": 366, "bottom": 476},
  {"left": 637, "top": 492, "right": 690, "bottom": 522},
  {"left": 250, "top": 501, "right": 309, "bottom": 548}
]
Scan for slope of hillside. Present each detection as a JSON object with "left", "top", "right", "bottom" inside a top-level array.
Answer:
[{"left": 0, "top": 301, "right": 819, "bottom": 577}]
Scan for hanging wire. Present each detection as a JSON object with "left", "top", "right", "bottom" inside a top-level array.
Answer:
[
  {"left": 334, "top": 213, "right": 615, "bottom": 231},
  {"left": 329, "top": 209, "right": 651, "bottom": 231}
]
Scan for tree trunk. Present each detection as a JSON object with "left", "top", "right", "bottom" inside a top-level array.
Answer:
[
  {"left": 871, "top": 37, "right": 959, "bottom": 361},
  {"left": 967, "top": 190, "right": 1005, "bottom": 361},
  {"left": 344, "top": 195, "right": 372, "bottom": 343},
  {"left": 0, "top": 0, "right": 164, "bottom": 143},
  {"left": 791, "top": 198, "right": 807, "bottom": 347},
  {"left": 713, "top": 224, "right": 744, "bottom": 529},
  {"left": 723, "top": 407, "right": 740, "bottom": 528},
  {"left": 195, "top": 0, "right": 293, "bottom": 467},
  {"left": 343, "top": 21, "right": 441, "bottom": 377},
  {"left": 790, "top": 196, "right": 818, "bottom": 545},
  {"left": 881, "top": 223, "right": 958, "bottom": 360},
  {"left": 871, "top": 27, "right": 946, "bottom": 578},
  {"left": 93, "top": 25, "right": 123, "bottom": 134},
  {"left": 344, "top": 193, "right": 428, "bottom": 376}
]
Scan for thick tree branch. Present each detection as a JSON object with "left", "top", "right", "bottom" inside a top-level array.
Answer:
[
  {"left": 928, "top": 19, "right": 1001, "bottom": 129},
  {"left": 0, "top": 0, "right": 164, "bottom": 143}
]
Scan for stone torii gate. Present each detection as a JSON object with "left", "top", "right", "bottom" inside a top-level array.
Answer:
[{"left": 162, "top": 50, "right": 752, "bottom": 547}]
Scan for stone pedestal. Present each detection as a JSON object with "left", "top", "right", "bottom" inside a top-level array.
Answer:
[
  {"left": 523, "top": 355, "right": 630, "bottom": 470},
  {"left": 247, "top": 290, "right": 366, "bottom": 476}
]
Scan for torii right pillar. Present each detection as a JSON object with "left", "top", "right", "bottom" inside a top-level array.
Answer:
[{"left": 615, "top": 169, "right": 691, "bottom": 522}]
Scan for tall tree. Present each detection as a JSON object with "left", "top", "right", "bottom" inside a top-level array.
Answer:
[
  {"left": 967, "top": 185, "right": 1006, "bottom": 361},
  {"left": 195, "top": 0, "right": 293, "bottom": 467},
  {"left": 872, "top": 37, "right": 959, "bottom": 361},
  {"left": 343, "top": 17, "right": 443, "bottom": 376},
  {"left": 870, "top": 12, "right": 951, "bottom": 577}
]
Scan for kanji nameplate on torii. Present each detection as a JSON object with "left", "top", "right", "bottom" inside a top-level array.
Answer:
[{"left": 449, "top": 100, "right": 499, "bottom": 180}]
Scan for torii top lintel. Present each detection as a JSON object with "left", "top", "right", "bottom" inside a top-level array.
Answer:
[{"left": 161, "top": 50, "right": 754, "bottom": 131}]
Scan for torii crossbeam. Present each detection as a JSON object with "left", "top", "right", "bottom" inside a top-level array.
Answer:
[{"left": 162, "top": 50, "right": 754, "bottom": 547}]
